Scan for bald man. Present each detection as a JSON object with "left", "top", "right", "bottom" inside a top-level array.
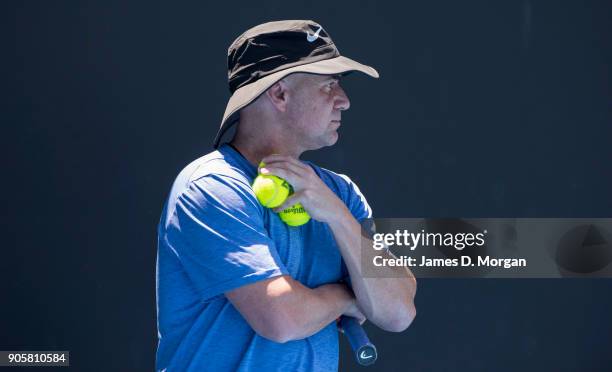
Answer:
[{"left": 156, "top": 20, "right": 416, "bottom": 372}]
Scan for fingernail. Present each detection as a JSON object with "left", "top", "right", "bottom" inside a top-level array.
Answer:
[{"left": 260, "top": 167, "right": 269, "bottom": 174}]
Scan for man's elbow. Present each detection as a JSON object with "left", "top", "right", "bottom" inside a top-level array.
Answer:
[
  {"left": 383, "top": 276, "right": 418, "bottom": 332},
  {"left": 250, "top": 309, "right": 302, "bottom": 343},
  {"left": 379, "top": 302, "right": 417, "bottom": 333},
  {"left": 256, "top": 326, "right": 294, "bottom": 344}
]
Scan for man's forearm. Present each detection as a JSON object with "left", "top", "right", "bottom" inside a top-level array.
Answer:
[
  {"left": 257, "top": 155, "right": 416, "bottom": 330},
  {"left": 283, "top": 282, "right": 354, "bottom": 340},
  {"left": 328, "top": 209, "right": 417, "bottom": 332}
]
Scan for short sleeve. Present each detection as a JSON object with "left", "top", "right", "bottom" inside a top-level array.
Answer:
[
  {"left": 327, "top": 172, "right": 373, "bottom": 282},
  {"left": 161, "top": 174, "right": 289, "bottom": 301},
  {"left": 336, "top": 173, "right": 373, "bottom": 223}
]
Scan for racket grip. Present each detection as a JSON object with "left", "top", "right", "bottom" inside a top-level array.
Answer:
[{"left": 340, "top": 316, "right": 378, "bottom": 366}]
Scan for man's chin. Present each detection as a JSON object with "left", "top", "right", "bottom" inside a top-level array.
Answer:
[
  {"left": 326, "top": 129, "right": 339, "bottom": 145},
  {"left": 307, "top": 133, "right": 339, "bottom": 152}
]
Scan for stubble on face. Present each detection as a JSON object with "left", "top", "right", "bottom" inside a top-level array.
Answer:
[{"left": 282, "top": 74, "right": 343, "bottom": 151}]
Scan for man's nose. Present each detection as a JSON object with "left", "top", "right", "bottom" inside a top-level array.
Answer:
[{"left": 334, "top": 85, "right": 351, "bottom": 111}]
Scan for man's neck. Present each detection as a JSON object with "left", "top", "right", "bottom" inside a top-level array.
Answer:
[{"left": 230, "top": 135, "right": 302, "bottom": 167}]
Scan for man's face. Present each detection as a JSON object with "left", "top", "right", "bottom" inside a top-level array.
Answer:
[{"left": 285, "top": 73, "right": 351, "bottom": 151}]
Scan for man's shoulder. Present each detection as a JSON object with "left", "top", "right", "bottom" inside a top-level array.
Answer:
[
  {"left": 160, "top": 148, "right": 261, "bottom": 230},
  {"left": 305, "top": 161, "right": 371, "bottom": 219},
  {"left": 305, "top": 162, "right": 358, "bottom": 191},
  {"left": 170, "top": 148, "right": 254, "bottom": 200},
  {"left": 188, "top": 149, "right": 249, "bottom": 180}
]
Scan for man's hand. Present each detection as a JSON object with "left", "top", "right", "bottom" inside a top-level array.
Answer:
[
  {"left": 259, "top": 154, "right": 348, "bottom": 224},
  {"left": 336, "top": 299, "right": 366, "bottom": 335},
  {"left": 261, "top": 155, "right": 417, "bottom": 333},
  {"left": 343, "top": 300, "right": 367, "bottom": 325}
]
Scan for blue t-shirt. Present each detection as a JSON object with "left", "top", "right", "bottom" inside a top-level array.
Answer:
[{"left": 156, "top": 144, "right": 372, "bottom": 372}]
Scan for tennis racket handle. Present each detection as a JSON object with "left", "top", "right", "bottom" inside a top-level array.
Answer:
[{"left": 340, "top": 316, "right": 378, "bottom": 366}]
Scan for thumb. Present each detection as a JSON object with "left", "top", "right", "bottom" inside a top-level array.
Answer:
[{"left": 273, "top": 193, "right": 302, "bottom": 213}]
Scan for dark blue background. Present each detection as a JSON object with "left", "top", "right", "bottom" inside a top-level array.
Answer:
[{"left": 2, "top": 1, "right": 611, "bottom": 371}]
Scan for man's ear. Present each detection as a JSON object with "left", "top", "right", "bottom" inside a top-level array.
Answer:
[{"left": 265, "top": 80, "right": 289, "bottom": 113}]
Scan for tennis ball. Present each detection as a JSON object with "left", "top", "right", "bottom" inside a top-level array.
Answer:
[
  {"left": 252, "top": 174, "right": 291, "bottom": 208},
  {"left": 279, "top": 203, "right": 311, "bottom": 226}
]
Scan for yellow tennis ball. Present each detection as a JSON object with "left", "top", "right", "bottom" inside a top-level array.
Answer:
[
  {"left": 279, "top": 203, "right": 311, "bottom": 226},
  {"left": 252, "top": 174, "right": 291, "bottom": 208}
]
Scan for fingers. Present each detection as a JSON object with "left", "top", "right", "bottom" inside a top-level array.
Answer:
[
  {"left": 273, "top": 193, "right": 302, "bottom": 213},
  {"left": 260, "top": 155, "right": 312, "bottom": 187},
  {"left": 260, "top": 164, "right": 302, "bottom": 185},
  {"left": 258, "top": 154, "right": 341, "bottom": 224}
]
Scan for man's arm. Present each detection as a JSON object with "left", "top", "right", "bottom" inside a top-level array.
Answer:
[
  {"left": 327, "top": 211, "right": 417, "bottom": 332},
  {"left": 167, "top": 173, "right": 364, "bottom": 343},
  {"left": 225, "top": 275, "right": 364, "bottom": 343},
  {"left": 260, "top": 154, "right": 417, "bottom": 332}
]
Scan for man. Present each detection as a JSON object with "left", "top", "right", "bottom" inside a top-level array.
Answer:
[{"left": 156, "top": 20, "right": 417, "bottom": 371}]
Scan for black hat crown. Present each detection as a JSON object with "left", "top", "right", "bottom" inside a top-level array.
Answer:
[{"left": 227, "top": 20, "right": 340, "bottom": 93}]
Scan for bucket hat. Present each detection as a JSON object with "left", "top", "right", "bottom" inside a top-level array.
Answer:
[{"left": 213, "top": 20, "right": 379, "bottom": 148}]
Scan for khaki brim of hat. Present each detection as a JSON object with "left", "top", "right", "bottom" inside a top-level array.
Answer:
[{"left": 213, "top": 55, "right": 379, "bottom": 148}]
